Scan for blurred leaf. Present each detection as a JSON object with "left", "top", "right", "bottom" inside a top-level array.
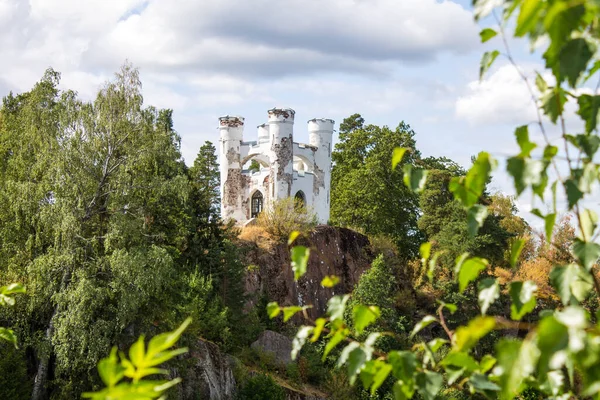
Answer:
[
  {"left": 506, "top": 157, "right": 545, "bottom": 195},
  {"left": 559, "top": 38, "right": 595, "bottom": 87},
  {"left": 509, "top": 281, "right": 537, "bottom": 320},
  {"left": 454, "top": 316, "right": 496, "bottom": 352},
  {"left": 288, "top": 231, "right": 300, "bottom": 245},
  {"left": 565, "top": 179, "right": 584, "bottom": 209},
  {"left": 458, "top": 257, "right": 489, "bottom": 293},
  {"left": 291, "top": 326, "right": 313, "bottom": 360},
  {"left": 353, "top": 305, "right": 381, "bottom": 334},
  {"left": 321, "top": 275, "right": 340, "bottom": 288},
  {"left": 323, "top": 328, "right": 348, "bottom": 359},
  {"left": 450, "top": 152, "right": 496, "bottom": 208},
  {"left": 515, "top": 0, "right": 543, "bottom": 37},
  {"left": 311, "top": 318, "right": 327, "bottom": 342},
  {"left": 441, "top": 352, "right": 479, "bottom": 372},
  {"left": 0, "top": 327, "right": 18, "bottom": 348},
  {"left": 515, "top": 125, "right": 537, "bottom": 157},
  {"left": 470, "top": 372, "right": 501, "bottom": 394},
  {"left": 416, "top": 371, "right": 443, "bottom": 400},
  {"left": 291, "top": 246, "right": 310, "bottom": 281},
  {"left": 410, "top": 315, "right": 437, "bottom": 339},
  {"left": 467, "top": 204, "right": 488, "bottom": 237},
  {"left": 392, "top": 147, "right": 408, "bottom": 170},
  {"left": 283, "top": 306, "right": 305, "bottom": 322},
  {"left": 478, "top": 278, "right": 500, "bottom": 315},
  {"left": 420, "top": 242, "right": 432, "bottom": 263},
  {"left": 572, "top": 239, "right": 600, "bottom": 271},
  {"left": 545, "top": 213, "right": 556, "bottom": 243},
  {"left": 327, "top": 295, "right": 350, "bottom": 321},
  {"left": 403, "top": 164, "right": 428, "bottom": 193},
  {"left": 541, "top": 87, "right": 568, "bottom": 123},
  {"left": 388, "top": 351, "right": 417, "bottom": 387},
  {"left": 510, "top": 239, "right": 525, "bottom": 268},
  {"left": 480, "top": 50, "right": 500, "bottom": 80},
  {"left": 480, "top": 28, "right": 498, "bottom": 42},
  {"left": 266, "top": 302, "right": 280, "bottom": 319}
]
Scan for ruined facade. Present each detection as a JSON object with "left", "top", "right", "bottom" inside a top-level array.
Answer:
[{"left": 219, "top": 107, "right": 334, "bottom": 224}]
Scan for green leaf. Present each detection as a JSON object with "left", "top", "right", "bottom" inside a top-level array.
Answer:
[
  {"left": 543, "top": 144, "right": 558, "bottom": 160},
  {"left": 441, "top": 352, "right": 479, "bottom": 372},
  {"left": 584, "top": 60, "right": 600, "bottom": 83},
  {"left": 473, "top": 0, "right": 503, "bottom": 21},
  {"left": 327, "top": 295, "right": 350, "bottom": 321},
  {"left": 291, "top": 326, "right": 313, "bottom": 360},
  {"left": 506, "top": 157, "right": 545, "bottom": 195},
  {"left": 568, "top": 132, "right": 600, "bottom": 157},
  {"left": 515, "top": 0, "right": 543, "bottom": 37},
  {"left": 353, "top": 305, "right": 381, "bottom": 334},
  {"left": 559, "top": 38, "right": 595, "bottom": 87},
  {"left": 403, "top": 164, "right": 428, "bottom": 193},
  {"left": 415, "top": 371, "right": 443, "bottom": 400},
  {"left": 347, "top": 347, "right": 368, "bottom": 384},
  {"left": 388, "top": 351, "right": 417, "bottom": 383},
  {"left": 437, "top": 300, "right": 457, "bottom": 314},
  {"left": 572, "top": 239, "right": 600, "bottom": 270},
  {"left": 410, "top": 315, "right": 437, "bottom": 339},
  {"left": 480, "top": 50, "right": 500, "bottom": 80},
  {"left": 577, "top": 95, "right": 600, "bottom": 134},
  {"left": 509, "top": 281, "right": 537, "bottom": 320},
  {"left": 392, "top": 147, "right": 407, "bottom": 171},
  {"left": 470, "top": 372, "right": 501, "bottom": 393},
  {"left": 535, "top": 72, "right": 548, "bottom": 92},
  {"left": 541, "top": 87, "right": 568, "bottom": 123},
  {"left": 450, "top": 152, "right": 497, "bottom": 208},
  {"left": 0, "top": 327, "right": 18, "bottom": 347},
  {"left": 580, "top": 208, "right": 598, "bottom": 241},
  {"left": 291, "top": 246, "right": 310, "bottom": 281},
  {"left": 565, "top": 178, "right": 584, "bottom": 209},
  {"left": 311, "top": 318, "right": 327, "bottom": 342},
  {"left": 266, "top": 302, "right": 280, "bottom": 319},
  {"left": 458, "top": 257, "right": 489, "bottom": 293},
  {"left": 129, "top": 336, "right": 145, "bottom": 367},
  {"left": 479, "top": 28, "right": 498, "bottom": 43},
  {"left": 537, "top": 316, "right": 569, "bottom": 376},
  {"left": 419, "top": 242, "right": 432, "bottom": 263},
  {"left": 515, "top": 125, "right": 537, "bottom": 157},
  {"left": 321, "top": 275, "right": 340, "bottom": 288},
  {"left": 495, "top": 339, "right": 538, "bottom": 400},
  {"left": 550, "top": 264, "right": 593, "bottom": 305},
  {"left": 427, "top": 252, "right": 441, "bottom": 283},
  {"left": 323, "top": 328, "right": 348, "bottom": 359},
  {"left": 360, "top": 360, "right": 393, "bottom": 395},
  {"left": 510, "top": 239, "right": 525, "bottom": 268},
  {"left": 467, "top": 204, "right": 488, "bottom": 237},
  {"left": 478, "top": 278, "right": 500, "bottom": 315},
  {"left": 545, "top": 213, "right": 556, "bottom": 243},
  {"left": 288, "top": 230, "right": 300, "bottom": 245},
  {"left": 479, "top": 355, "right": 497, "bottom": 373},
  {"left": 453, "top": 316, "right": 496, "bottom": 352},
  {"left": 283, "top": 306, "right": 305, "bottom": 322},
  {"left": 0, "top": 283, "right": 26, "bottom": 296}
]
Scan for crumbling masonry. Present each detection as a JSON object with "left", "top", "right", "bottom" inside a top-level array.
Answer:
[{"left": 218, "top": 107, "right": 334, "bottom": 224}]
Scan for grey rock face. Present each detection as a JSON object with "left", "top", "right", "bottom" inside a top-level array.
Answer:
[
  {"left": 251, "top": 330, "right": 294, "bottom": 366},
  {"left": 173, "top": 338, "right": 236, "bottom": 400}
]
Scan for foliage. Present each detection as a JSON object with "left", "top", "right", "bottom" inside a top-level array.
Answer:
[
  {"left": 330, "top": 114, "right": 424, "bottom": 258},
  {"left": 0, "top": 64, "right": 238, "bottom": 398},
  {"left": 0, "top": 345, "right": 30, "bottom": 399},
  {"left": 82, "top": 318, "right": 190, "bottom": 400},
  {"left": 275, "top": 0, "right": 600, "bottom": 398},
  {"left": 236, "top": 373, "right": 286, "bottom": 400},
  {"left": 0, "top": 283, "right": 25, "bottom": 347},
  {"left": 256, "top": 197, "right": 317, "bottom": 240}
]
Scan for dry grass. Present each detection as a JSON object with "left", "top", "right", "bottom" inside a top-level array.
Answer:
[
  {"left": 256, "top": 197, "right": 317, "bottom": 241},
  {"left": 238, "top": 225, "right": 276, "bottom": 250}
]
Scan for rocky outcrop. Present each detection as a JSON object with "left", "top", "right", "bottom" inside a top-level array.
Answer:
[
  {"left": 172, "top": 338, "right": 236, "bottom": 400},
  {"left": 243, "top": 225, "right": 373, "bottom": 319},
  {"left": 251, "top": 330, "right": 294, "bottom": 366}
]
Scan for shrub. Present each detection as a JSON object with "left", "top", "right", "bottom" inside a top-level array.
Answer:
[
  {"left": 256, "top": 197, "right": 317, "bottom": 240},
  {"left": 236, "top": 373, "right": 286, "bottom": 400},
  {"left": 0, "top": 345, "right": 30, "bottom": 399}
]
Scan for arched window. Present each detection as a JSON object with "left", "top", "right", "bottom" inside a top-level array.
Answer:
[
  {"left": 251, "top": 191, "right": 264, "bottom": 218},
  {"left": 294, "top": 191, "right": 306, "bottom": 207}
]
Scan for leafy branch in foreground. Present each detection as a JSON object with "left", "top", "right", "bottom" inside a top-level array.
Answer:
[
  {"left": 272, "top": 0, "right": 600, "bottom": 398},
  {"left": 0, "top": 283, "right": 25, "bottom": 347},
  {"left": 82, "top": 318, "right": 191, "bottom": 400}
]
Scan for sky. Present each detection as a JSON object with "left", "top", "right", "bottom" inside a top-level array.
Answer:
[{"left": 0, "top": 0, "right": 586, "bottom": 228}]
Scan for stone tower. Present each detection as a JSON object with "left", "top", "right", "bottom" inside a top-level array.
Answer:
[{"left": 218, "top": 107, "right": 334, "bottom": 225}]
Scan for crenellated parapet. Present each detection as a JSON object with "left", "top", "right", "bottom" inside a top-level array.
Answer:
[{"left": 217, "top": 108, "right": 334, "bottom": 225}]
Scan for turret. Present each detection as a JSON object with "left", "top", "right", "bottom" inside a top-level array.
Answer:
[
  {"left": 219, "top": 115, "right": 246, "bottom": 222},
  {"left": 308, "top": 118, "right": 334, "bottom": 223},
  {"left": 268, "top": 108, "right": 295, "bottom": 199},
  {"left": 257, "top": 123, "right": 269, "bottom": 143}
]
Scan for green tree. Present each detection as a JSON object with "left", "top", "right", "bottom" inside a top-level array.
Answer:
[
  {"left": 331, "top": 114, "right": 424, "bottom": 257},
  {"left": 0, "top": 64, "right": 220, "bottom": 398}
]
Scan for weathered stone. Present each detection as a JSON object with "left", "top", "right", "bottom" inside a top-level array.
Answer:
[
  {"left": 251, "top": 330, "right": 294, "bottom": 366},
  {"left": 172, "top": 339, "right": 236, "bottom": 400}
]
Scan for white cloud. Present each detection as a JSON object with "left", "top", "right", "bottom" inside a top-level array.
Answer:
[{"left": 455, "top": 64, "right": 541, "bottom": 126}]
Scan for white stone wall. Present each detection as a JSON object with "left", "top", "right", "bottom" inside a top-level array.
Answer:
[{"left": 218, "top": 108, "right": 333, "bottom": 225}]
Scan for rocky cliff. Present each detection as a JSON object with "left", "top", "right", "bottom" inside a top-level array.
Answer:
[{"left": 242, "top": 225, "right": 374, "bottom": 319}]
